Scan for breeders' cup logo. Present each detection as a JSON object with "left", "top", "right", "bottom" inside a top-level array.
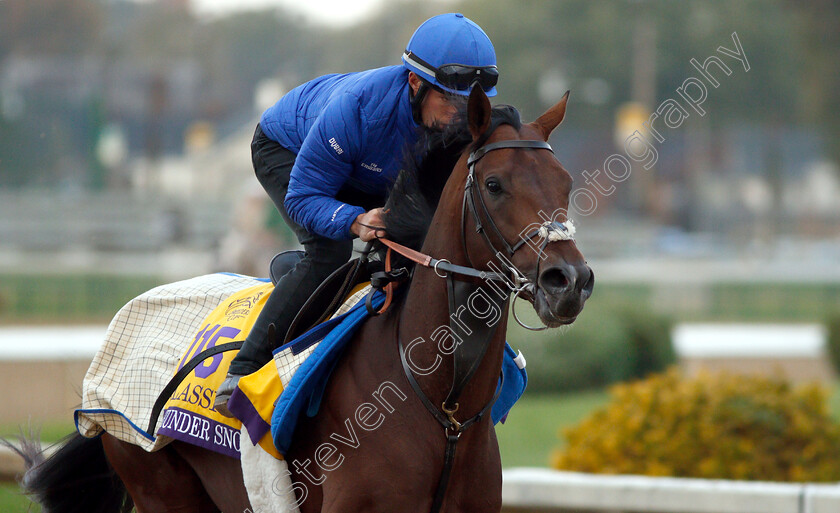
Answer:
[{"left": 224, "top": 292, "right": 266, "bottom": 321}]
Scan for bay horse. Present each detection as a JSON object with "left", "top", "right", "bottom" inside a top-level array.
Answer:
[{"left": 21, "top": 86, "right": 593, "bottom": 513}]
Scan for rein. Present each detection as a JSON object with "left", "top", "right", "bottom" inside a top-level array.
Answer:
[{"left": 365, "top": 138, "right": 575, "bottom": 513}]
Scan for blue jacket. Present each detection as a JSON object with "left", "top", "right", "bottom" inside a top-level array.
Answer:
[{"left": 260, "top": 65, "right": 420, "bottom": 240}]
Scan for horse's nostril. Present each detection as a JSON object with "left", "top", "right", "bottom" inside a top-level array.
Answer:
[
  {"left": 580, "top": 266, "right": 595, "bottom": 297},
  {"left": 539, "top": 267, "right": 570, "bottom": 292}
]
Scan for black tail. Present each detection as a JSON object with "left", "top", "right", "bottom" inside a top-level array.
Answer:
[{"left": 10, "top": 432, "right": 133, "bottom": 513}]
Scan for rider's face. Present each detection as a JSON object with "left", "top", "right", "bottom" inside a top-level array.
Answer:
[
  {"left": 408, "top": 72, "right": 465, "bottom": 130},
  {"left": 420, "top": 88, "right": 461, "bottom": 129}
]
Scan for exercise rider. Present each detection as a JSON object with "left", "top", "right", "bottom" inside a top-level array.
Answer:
[{"left": 215, "top": 13, "right": 500, "bottom": 417}]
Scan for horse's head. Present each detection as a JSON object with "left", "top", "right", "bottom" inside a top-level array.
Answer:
[{"left": 450, "top": 87, "right": 594, "bottom": 327}]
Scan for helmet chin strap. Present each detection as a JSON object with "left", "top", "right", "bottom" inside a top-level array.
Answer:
[{"left": 409, "top": 81, "right": 430, "bottom": 126}]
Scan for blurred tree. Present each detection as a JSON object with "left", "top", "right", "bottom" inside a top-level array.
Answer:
[
  {"left": 114, "top": 1, "right": 195, "bottom": 64},
  {"left": 0, "top": 0, "right": 103, "bottom": 57},
  {"left": 317, "top": 2, "right": 448, "bottom": 74},
  {"left": 446, "top": 0, "right": 801, "bottom": 128},
  {"left": 654, "top": 1, "right": 798, "bottom": 125},
  {"left": 0, "top": 0, "right": 105, "bottom": 188},
  {"left": 787, "top": 0, "right": 840, "bottom": 161},
  {"left": 2, "top": 0, "right": 836, "bottom": 191},
  {"left": 201, "top": 10, "right": 313, "bottom": 113}
]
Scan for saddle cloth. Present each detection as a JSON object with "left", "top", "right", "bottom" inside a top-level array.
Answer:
[
  {"left": 75, "top": 272, "right": 373, "bottom": 454},
  {"left": 155, "top": 279, "right": 374, "bottom": 458},
  {"left": 154, "top": 278, "right": 279, "bottom": 457},
  {"left": 76, "top": 273, "right": 268, "bottom": 452}
]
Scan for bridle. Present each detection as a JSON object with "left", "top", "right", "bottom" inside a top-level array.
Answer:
[
  {"left": 365, "top": 135, "right": 578, "bottom": 513},
  {"left": 368, "top": 138, "right": 577, "bottom": 327},
  {"left": 461, "top": 138, "right": 577, "bottom": 331}
]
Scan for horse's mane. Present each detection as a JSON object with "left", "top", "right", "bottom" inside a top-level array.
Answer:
[{"left": 382, "top": 104, "right": 523, "bottom": 252}]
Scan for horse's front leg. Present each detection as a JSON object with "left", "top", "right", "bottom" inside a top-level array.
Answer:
[{"left": 317, "top": 429, "right": 502, "bottom": 513}]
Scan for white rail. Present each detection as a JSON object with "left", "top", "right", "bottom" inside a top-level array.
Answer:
[
  {"left": 502, "top": 468, "right": 840, "bottom": 513},
  {"left": 5, "top": 461, "right": 840, "bottom": 508}
]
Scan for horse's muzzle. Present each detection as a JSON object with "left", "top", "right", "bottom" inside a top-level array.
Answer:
[{"left": 534, "top": 262, "right": 594, "bottom": 326}]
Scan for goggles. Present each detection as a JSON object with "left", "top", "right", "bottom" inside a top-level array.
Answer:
[{"left": 404, "top": 51, "right": 498, "bottom": 92}]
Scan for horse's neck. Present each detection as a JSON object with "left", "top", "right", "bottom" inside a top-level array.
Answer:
[{"left": 397, "top": 222, "right": 510, "bottom": 418}]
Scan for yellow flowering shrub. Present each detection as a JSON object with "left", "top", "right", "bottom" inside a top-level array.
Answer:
[{"left": 552, "top": 368, "right": 840, "bottom": 482}]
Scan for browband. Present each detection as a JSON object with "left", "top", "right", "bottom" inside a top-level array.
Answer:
[{"left": 467, "top": 139, "right": 553, "bottom": 167}]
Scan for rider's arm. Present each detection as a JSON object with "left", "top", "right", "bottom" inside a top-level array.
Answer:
[{"left": 284, "top": 93, "right": 367, "bottom": 240}]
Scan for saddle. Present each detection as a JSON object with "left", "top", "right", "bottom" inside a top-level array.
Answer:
[{"left": 268, "top": 250, "right": 375, "bottom": 345}]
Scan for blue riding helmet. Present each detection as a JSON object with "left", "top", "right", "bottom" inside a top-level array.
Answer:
[{"left": 402, "top": 13, "right": 498, "bottom": 97}]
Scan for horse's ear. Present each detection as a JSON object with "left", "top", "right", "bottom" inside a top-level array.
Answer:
[
  {"left": 468, "top": 85, "right": 492, "bottom": 141},
  {"left": 532, "top": 90, "right": 569, "bottom": 141}
]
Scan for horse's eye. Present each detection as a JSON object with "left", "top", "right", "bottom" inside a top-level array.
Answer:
[{"left": 485, "top": 179, "right": 502, "bottom": 195}]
